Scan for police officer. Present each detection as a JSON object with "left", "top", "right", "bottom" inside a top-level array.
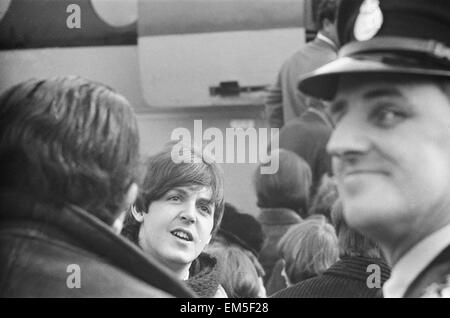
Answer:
[{"left": 298, "top": 0, "right": 450, "bottom": 297}]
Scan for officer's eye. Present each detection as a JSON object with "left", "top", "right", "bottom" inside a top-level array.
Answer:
[{"left": 371, "top": 104, "right": 408, "bottom": 127}]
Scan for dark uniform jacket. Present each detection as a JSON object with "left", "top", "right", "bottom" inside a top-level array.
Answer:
[
  {"left": 405, "top": 244, "right": 450, "bottom": 298},
  {"left": 383, "top": 224, "right": 450, "bottom": 298},
  {"left": 0, "top": 191, "right": 194, "bottom": 297}
]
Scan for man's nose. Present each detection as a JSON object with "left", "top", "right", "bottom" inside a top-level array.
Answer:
[
  {"left": 327, "top": 113, "right": 371, "bottom": 162},
  {"left": 179, "top": 200, "right": 196, "bottom": 224}
]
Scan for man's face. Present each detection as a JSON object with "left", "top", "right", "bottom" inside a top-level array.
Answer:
[
  {"left": 138, "top": 185, "right": 215, "bottom": 269},
  {"left": 327, "top": 75, "right": 450, "bottom": 242}
]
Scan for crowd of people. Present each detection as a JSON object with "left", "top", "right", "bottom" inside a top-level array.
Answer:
[
  {"left": 0, "top": 74, "right": 390, "bottom": 297},
  {"left": 1, "top": 0, "right": 450, "bottom": 298}
]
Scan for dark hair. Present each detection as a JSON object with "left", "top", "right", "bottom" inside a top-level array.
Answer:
[
  {"left": 210, "top": 246, "right": 264, "bottom": 298},
  {"left": 331, "top": 200, "right": 382, "bottom": 259},
  {"left": 216, "top": 202, "right": 265, "bottom": 257},
  {"left": 317, "top": 0, "right": 338, "bottom": 27},
  {"left": 121, "top": 142, "right": 225, "bottom": 244},
  {"left": 253, "top": 149, "right": 312, "bottom": 217},
  {"left": 0, "top": 76, "right": 140, "bottom": 225},
  {"left": 278, "top": 215, "right": 339, "bottom": 284}
]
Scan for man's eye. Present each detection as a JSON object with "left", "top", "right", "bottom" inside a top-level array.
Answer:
[
  {"left": 168, "top": 195, "right": 181, "bottom": 202},
  {"left": 199, "top": 205, "right": 211, "bottom": 215},
  {"left": 372, "top": 106, "right": 407, "bottom": 127}
]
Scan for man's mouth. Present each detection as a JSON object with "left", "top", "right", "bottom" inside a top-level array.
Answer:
[
  {"left": 335, "top": 164, "right": 389, "bottom": 178},
  {"left": 170, "top": 229, "right": 193, "bottom": 242},
  {"left": 343, "top": 169, "right": 387, "bottom": 177}
]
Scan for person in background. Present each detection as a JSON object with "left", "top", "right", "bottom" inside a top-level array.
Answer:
[
  {"left": 212, "top": 203, "right": 266, "bottom": 258},
  {"left": 121, "top": 143, "right": 226, "bottom": 297},
  {"left": 274, "top": 99, "right": 334, "bottom": 196},
  {"left": 209, "top": 246, "right": 266, "bottom": 298},
  {"left": 298, "top": 0, "right": 450, "bottom": 298},
  {"left": 273, "top": 201, "right": 390, "bottom": 298},
  {"left": 308, "top": 174, "right": 340, "bottom": 221},
  {"left": 0, "top": 76, "right": 192, "bottom": 297},
  {"left": 253, "top": 149, "right": 312, "bottom": 284},
  {"left": 267, "top": 1, "right": 339, "bottom": 196},
  {"left": 270, "top": 215, "right": 339, "bottom": 296},
  {"left": 207, "top": 202, "right": 267, "bottom": 297},
  {"left": 265, "top": 0, "right": 339, "bottom": 128}
]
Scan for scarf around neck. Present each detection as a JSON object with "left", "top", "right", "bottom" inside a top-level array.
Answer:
[{"left": 186, "top": 253, "right": 222, "bottom": 297}]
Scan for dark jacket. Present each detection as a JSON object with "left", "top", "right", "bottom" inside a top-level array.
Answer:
[
  {"left": 272, "top": 256, "right": 391, "bottom": 298},
  {"left": 257, "top": 208, "right": 302, "bottom": 285},
  {"left": 405, "top": 244, "right": 450, "bottom": 297},
  {"left": 0, "top": 191, "right": 194, "bottom": 297},
  {"left": 265, "top": 36, "right": 338, "bottom": 128}
]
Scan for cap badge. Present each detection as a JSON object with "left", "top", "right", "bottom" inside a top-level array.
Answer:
[{"left": 354, "top": 0, "right": 383, "bottom": 41}]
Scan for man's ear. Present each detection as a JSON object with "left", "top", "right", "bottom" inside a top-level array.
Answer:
[
  {"left": 123, "top": 183, "right": 144, "bottom": 223},
  {"left": 131, "top": 205, "right": 145, "bottom": 223}
]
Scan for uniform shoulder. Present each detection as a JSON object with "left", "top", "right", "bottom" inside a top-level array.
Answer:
[{"left": 409, "top": 245, "right": 450, "bottom": 298}]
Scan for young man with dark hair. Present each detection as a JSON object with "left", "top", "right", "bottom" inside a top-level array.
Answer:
[{"left": 121, "top": 143, "right": 226, "bottom": 297}]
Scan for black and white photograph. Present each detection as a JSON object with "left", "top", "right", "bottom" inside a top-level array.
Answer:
[{"left": 1, "top": 0, "right": 450, "bottom": 301}]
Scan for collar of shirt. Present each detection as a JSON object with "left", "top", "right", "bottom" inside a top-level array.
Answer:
[
  {"left": 383, "top": 223, "right": 450, "bottom": 298},
  {"left": 317, "top": 32, "right": 338, "bottom": 52}
]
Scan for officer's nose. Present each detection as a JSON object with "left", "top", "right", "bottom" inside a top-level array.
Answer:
[
  {"left": 327, "top": 112, "right": 371, "bottom": 165},
  {"left": 179, "top": 200, "right": 196, "bottom": 224}
]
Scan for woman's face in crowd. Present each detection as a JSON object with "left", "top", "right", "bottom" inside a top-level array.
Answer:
[
  {"left": 327, "top": 75, "right": 450, "bottom": 244},
  {"left": 138, "top": 185, "right": 215, "bottom": 271}
]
